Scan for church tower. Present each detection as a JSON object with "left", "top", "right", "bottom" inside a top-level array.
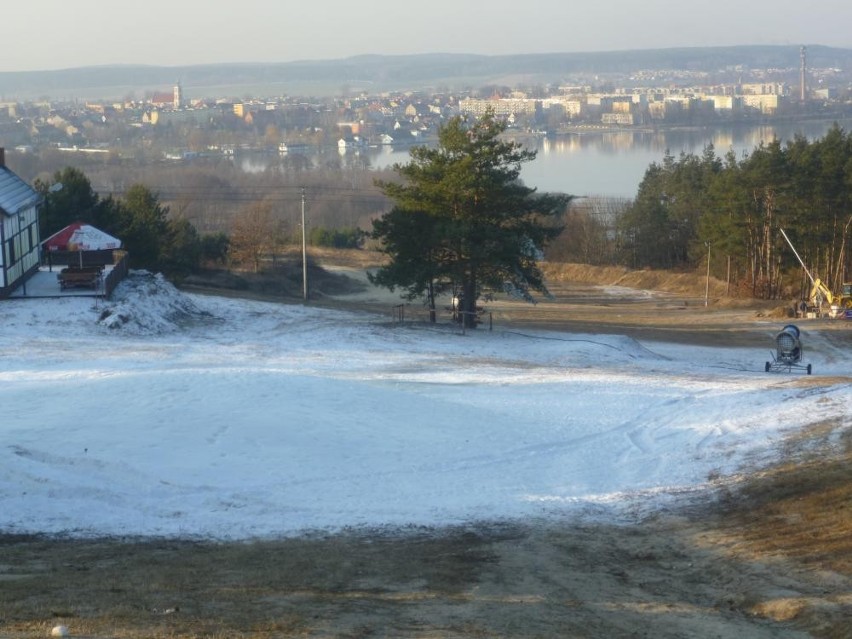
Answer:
[{"left": 173, "top": 81, "right": 183, "bottom": 110}]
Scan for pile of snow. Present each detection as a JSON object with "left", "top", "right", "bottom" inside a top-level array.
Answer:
[
  {"left": 1, "top": 275, "right": 848, "bottom": 539},
  {"left": 97, "top": 271, "right": 211, "bottom": 334}
]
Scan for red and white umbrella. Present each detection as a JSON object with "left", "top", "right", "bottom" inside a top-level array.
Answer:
[{"left": 42, "top": 222, "right": 122, "bottom": 252}]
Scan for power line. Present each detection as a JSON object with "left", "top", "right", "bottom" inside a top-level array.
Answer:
[
  {"left": 94, "top": 191, "right": 390, "bottom": 208},
  {"left": 95, "top": 185, "right": 390, "bottom": 204}
]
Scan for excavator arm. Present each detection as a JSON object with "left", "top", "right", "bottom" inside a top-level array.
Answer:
[
  {"left": 781, "top": 228, "right": 846, "bottom": 317},
  {"left": 808, "top": 278, "right": 835, "bottom": 307}
]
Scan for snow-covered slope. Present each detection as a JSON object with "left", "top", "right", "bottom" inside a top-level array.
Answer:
[{"left": 1, "top": 272, "right": 847, "bottom": 538}]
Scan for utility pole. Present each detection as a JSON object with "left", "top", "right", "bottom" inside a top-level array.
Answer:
[
  {"left": 726, "top": 255, "right": 731, "bottom": 296},
  {"left": 301, "top": 187, "right": 307, "bottom": 301},
  {"left": 704, "top": 241, "right": 711, "bottom": 307}
]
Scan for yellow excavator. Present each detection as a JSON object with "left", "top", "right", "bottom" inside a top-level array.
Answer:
[
  {"left": 806, "top": 278, "right": 845, "bottom": 318},
  {"left": 781, "top": 229, "right": 852, "bottom": 319},
  {"left": 838, "top": 282, "right": 852, "bottom": 318}
]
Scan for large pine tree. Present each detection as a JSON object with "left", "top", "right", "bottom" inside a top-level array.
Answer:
[{"left": 373, "top": 112, "right": 570, "bottom": 327}]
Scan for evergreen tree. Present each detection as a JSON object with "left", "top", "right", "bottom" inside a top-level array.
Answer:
[
  {"left": 115, "top": 184, "right": 171, "bottom": 269},
  {"left": 35, "top": 167, "right": 102, "bottom": 237},
  {"left": 618, "top": 147, "right": 721, "bottom": 269},
  {"left": 369, "top": 207, "right": 448, "bottom": 321},
  {"left": 162, "top": 217, "right": 203, "bottom": 275},
  {"left": 620, "top": 127, "right": 852, "bottom": 300},
  {"left": 200, "top": 232, "right": 230, "bottom": 266},
  {"left": 37, "top": 167, "right": 206, "bottom": 274},
  {"left": 374, "top": 112, "right": 570, "bottom": 327}
]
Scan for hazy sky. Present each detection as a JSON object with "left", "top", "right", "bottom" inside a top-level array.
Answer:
[{"left": 4, "top": 0, "right": 851, "bottom": 73}]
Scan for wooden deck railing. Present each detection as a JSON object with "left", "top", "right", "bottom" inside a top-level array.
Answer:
[{"left": 103, "top": 252, "right": 129, "bottom": 299}]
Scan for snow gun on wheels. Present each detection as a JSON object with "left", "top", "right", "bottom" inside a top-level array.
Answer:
[{"left": 765, "top": 324, "right": 812, "bottom": 374}]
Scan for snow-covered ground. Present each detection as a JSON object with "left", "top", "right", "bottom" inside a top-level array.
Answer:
[{"left": 1, "top": 272, "right": 848, "bottom": 539}]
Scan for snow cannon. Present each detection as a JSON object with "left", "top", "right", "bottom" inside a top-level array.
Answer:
[{"left": 765, "top": 324, "right": 812, "bottom": 374}]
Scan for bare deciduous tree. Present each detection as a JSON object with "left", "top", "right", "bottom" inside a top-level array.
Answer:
[{"left": 229, "top": 202, "right": 276, "bottom": 272}]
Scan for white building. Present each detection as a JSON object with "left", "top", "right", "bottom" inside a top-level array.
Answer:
[
  {"left": 0, "top": 148, "right": 41, "bottom": 298},
  {"left": 173, "top": 82, "right": 183, "bottom": 110}
]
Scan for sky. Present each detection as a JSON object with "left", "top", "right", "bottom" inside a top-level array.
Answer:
[
  {"left": 1, "top": 270, "right": 847, "bottom": 538},
  {"left": 3, "top": 0, "right": 851, "bottom": 73}
]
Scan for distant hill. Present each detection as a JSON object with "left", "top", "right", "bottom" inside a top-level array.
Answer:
[{"left": 1, "top": 45, "right": 850, "bottom": 100}]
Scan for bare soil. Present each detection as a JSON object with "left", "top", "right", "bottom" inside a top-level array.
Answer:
[{"left": 2, "top": 255, "right": 851, "bottom": 639}]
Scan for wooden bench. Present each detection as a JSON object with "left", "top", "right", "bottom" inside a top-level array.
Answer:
[{"left": 58, "top": 266, "right": 103, "bottom": 290}]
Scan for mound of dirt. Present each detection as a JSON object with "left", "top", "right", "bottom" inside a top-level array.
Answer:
[
  {"left": 184, "top": 253, "right": 773, "bottom": 312},
  {"left": 542, "top": 261, "right": 730, "bottom": 298}
]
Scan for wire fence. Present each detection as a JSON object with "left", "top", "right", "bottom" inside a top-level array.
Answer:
[{"left": 390, "top": 303, "right": 492, "bottom": 334}]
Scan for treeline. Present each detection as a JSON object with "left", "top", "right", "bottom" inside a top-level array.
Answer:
[
  {"left": 38, "top": 167, "right": 225, "bottom": 274},
  {"left": 555, "top": 125, "right": 852, "bottom": 299},
  {"left": 16, "top": 150, "right": 393, "bottom": 237},
  {"left": 37, "top": 165, "right": 377, "bottom": 276},
  {"left": 37, "top": 126, "right": 852, "bottom": 299}
]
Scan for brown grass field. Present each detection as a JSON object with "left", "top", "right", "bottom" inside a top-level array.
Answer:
[{"left": 2, "top": 255, "right": 850, "bottom": 638}]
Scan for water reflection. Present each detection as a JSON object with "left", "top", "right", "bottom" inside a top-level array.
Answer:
[
  {"left": 374, "top": 121, "right": 852, "bottom": 197},
  {"left": 243, "top": 119, "right": 852, "bottom": 199}
]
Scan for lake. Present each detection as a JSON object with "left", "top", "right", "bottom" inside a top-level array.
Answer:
[
  {"left": 242, "top": 119, "right": 852, "bottom": 200},
  {"left": 366, "top": 119, "right": 852, "bottom": 199}
]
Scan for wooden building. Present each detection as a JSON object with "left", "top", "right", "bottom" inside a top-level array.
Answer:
[{"left": 0, "top": 148, "right": 41, "bottom": 298}]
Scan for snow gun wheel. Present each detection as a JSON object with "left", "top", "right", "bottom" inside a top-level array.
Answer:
[
  {"left": 765, "top": 362, "right": 771, "bottom": 372},
  {"left": 807, "top": 364, "right": 812, "bottom": 375}
]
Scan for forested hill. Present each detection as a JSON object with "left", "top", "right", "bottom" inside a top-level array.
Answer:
[{"left": 3, "top": 45, "right": 852, "bottom": 100}]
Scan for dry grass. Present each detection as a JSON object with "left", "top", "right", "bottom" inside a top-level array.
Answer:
[
  {"left": 692, "top": 423, "right": 852, "bottom": 638},
  {"left": 309, "top": 247, "right": 386, "bottom": 270},
  {"left": 540, "top": 261, "right": 730, "bottom": 297},
  {"left": 722, "top": 425, "right": 852, "bottom": 570}
]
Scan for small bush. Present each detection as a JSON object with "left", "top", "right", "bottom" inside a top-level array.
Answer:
[{"left": 308, "top": 226, "right": 364, "bottom": 249}]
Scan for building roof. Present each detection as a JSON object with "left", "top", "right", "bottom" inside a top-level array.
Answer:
[{"left": 0, "top": 166, "right": 39, "bottom": 217}]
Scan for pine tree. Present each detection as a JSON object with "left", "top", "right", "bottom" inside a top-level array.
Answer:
[{"left": 374, "top": 112, "right": 570, "bottom": 327}]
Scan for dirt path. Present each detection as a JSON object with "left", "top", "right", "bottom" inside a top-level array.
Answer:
[{"left": 2, "top": 478, "right": 849, "bottom": 639}]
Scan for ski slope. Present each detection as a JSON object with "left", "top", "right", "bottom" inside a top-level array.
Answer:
[{"left": 1, "top": 272, "right": 848, "bottom": 538}]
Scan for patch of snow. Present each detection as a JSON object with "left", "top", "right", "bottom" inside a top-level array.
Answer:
[{"left": 97, "top": 271, "right": 211, "bottom": 334}]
